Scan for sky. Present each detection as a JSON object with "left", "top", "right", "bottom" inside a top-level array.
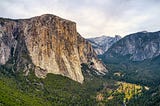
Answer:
[{"left": 0, "top": 0, "right": 160, "bottom": 38}]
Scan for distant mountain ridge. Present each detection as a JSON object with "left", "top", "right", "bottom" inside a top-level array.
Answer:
[
  {"left": 87, "top": 35, "right": 121, "bottom": 55},
  {"left": 102, "top": 31, "right": 160, "bottom": 86},
  {"left": 105, "top": 31, "right": 160, "bottom": 61}
]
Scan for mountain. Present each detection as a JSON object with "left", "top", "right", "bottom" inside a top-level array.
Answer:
[
  {"left": 0, "top": 14, "right": 107, "bottom": 83},
  {"left": 105, "top": 31, "right": 160, "bottom": 61},
  {"left": 96, "top": 31, "right": 160, "bottom": 105},
  {"left": 87, "top": 35, "right": 121, "bottom": 55},
  {"left": 1, "top": 14, "right": 145, "bottom": 105},
  {"left": 1, "top": 14, "right": 160, "bottom": 106},
  {"left": 102, "top": 31, "right": 160, "bottom": 86}
]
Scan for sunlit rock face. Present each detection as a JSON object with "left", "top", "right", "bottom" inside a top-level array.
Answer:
[
  {"left": 0, "top": 14, "right": 107, "bottom": 83},
  {"left": 24, "top": 14, "right": 85, "bottom": 83}
]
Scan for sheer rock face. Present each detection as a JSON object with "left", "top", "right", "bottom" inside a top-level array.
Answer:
[
  {"left": 0, "top": 14, "right": 107, "bottom": 83},
  {"left": 77, "top": 34, "right": 107, "bottom": 74},
  {"left": 105, "top": 31, "right": 160, "bottom": 61}
]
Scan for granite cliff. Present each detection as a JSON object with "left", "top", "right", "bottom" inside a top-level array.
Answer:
[{"left": 0, "top": 14, "right": 107, "bottom": 83}]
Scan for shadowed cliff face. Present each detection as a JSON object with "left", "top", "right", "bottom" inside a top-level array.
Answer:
[
  {"left": 0, "top": 14, "right": 107, "bottom": 83},
  {"left": 77, "top": 34, "right": 107, "bottom": 75},
  {"left": 105, "top": 31, "right": 160, "bottom": 61},
  {"left": 87, "top": 35, "right": 121, "bottom": 55}
]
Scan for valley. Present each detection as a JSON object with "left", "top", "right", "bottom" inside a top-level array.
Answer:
[
  {"left": 88, "top": 31, "right": 160, "bottom": 106},
  {"left": 0, "top": 14, "right": 160, "bottom": 106},
  {"left": 0, "top": 64, "right": 148, "bottom": 106}
]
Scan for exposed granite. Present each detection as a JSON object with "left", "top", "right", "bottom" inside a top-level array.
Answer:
[{"left": 0, "top": 14, "right": 107, "bottom": 83}]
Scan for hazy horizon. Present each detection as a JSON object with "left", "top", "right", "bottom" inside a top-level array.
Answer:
[{"left": 1, "top": 0, "right": 160, "bottom": 38}]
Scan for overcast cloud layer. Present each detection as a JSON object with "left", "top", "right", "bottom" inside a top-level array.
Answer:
[{"left": 0, "top": 0, "right": 160, "bottom": 38}]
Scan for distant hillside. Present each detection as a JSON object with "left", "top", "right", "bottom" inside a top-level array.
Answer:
[
  {"left": 102, "top": 31, "right": 160, "bottom": 86},
  {"left": 87, "top": 35, "right": 121, "bottom": 55},
  {"left": 105, "top": 31, "right": 160, "bottom": 61}
]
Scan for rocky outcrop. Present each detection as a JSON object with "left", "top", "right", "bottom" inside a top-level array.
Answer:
[
  {"left": 87, "top": 35, "right": 121, "bottom": 55},
  {"left": 77, "top": 34, "right": 107, "bottom": 74},
  {"left": 105, "top": 31, "right": 160, "bottom": 61},
  {"left": 0, "top": 14, "right": 107, "bottom": 83}
]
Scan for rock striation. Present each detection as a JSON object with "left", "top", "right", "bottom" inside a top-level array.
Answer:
[{"left": 0, "top": 14, "right": 107, "bottom": 83}]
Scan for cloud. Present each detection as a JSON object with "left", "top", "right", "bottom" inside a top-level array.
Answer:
[{"left": 0, "top": 0, "right": 160, "bottom": 38}]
